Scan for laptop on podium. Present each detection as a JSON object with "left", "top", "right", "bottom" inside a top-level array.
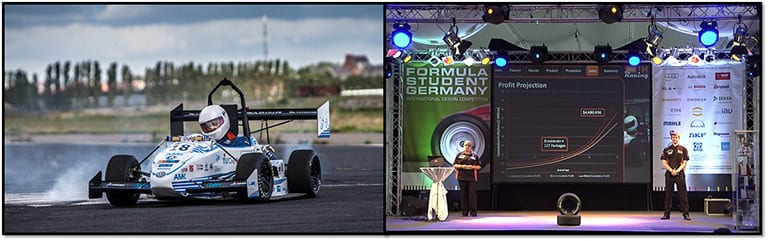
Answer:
[{"left": 427, "top": 155, "right": 448, "bottom": 167}]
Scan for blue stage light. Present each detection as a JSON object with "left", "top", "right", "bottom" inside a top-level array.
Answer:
[
  {"left": 391, "top": 22, "right": 412, "bottom": 49},
  {"left": 698, "top": 20, "right": 719, "bottom": 48},
  {"left": 495, "top": 56, "right": 508, "bottom": 68}
]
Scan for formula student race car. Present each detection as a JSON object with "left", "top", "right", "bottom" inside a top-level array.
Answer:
[{"left": 88, "top": 78, "right": 330, "bottom": 206}]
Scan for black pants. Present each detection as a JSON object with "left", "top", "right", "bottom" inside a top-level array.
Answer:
[
  {"left": 664, "top": 171, "right": 689, "bottom": 214},
  {"left": 459, "top": 180, "right": 477, "bottom": 216}
]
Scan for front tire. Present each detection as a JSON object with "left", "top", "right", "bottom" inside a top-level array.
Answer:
[
  {"left": 287, "top": 150, "right": 321, "bottom": 197},
  {"left": 236, "top": 153, "right": 273, "bottom": 203},
  {"left": 104, "top": 155, "right": 140, "bottom": 207}
]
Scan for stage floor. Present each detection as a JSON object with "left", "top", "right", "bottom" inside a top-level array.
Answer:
[{"left": 386, "top": 211, "right": 757, "bottom": 234}]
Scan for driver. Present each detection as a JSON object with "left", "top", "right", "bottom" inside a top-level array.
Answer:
[{"left": 198, "top": 105, "right": 248, "bottom": 146}]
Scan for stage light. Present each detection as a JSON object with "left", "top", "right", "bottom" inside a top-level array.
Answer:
[
  {"left": 482, "top": 56, "right": 491, "bottom": 65},
  {"left": 442, "top": 55, "right": 454, "bottom": 65},
  {"left": 557, "top": 193, "right": 582, "bottom": 226},
  {"left": 698, "top": 20, "right": 719, "bottom": 48},
  {"left": 391, "top": 22, "right": 412, "bottom": 49},
  {"left": 402, "top": 54, "right": 412, "bottom": 63},
  {"left": 443, "top": 21, "right": 473, "bottom": 59},
  {"left": 598, "top": 4, "right": 623, "bottom": 24},
  {"left": 462, "top": 56, "right": 475, "bottom": 66},
  {"left": 731, "top": 20, "right": 750, "bottom": 61},
  {"left": 482, "top": 4, "right": 509, "bottom": 25},
  {"left": 627, "top": 50, "right": 641, "bottom": 67},
  {"left": 530, "top": 45, "right": 548, "bottom": 65},
  {"left": 594, "top": 44, "right": 612, "bottom": 65},
  {"left": 645, "top": 24, "right": 663, "bottom": 57},
  {"left": 652, "top": 56, "right": 663, "bottom": 65},
  {"left": 688, "top": 53, "right": 702, "bottom": 64},
  {"left": 494, "top": 55, "right": 508, "bottom": 68}
]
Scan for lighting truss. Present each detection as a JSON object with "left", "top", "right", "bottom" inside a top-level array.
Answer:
[{"left": 386, "top": 4, "right": 759, "bottom": 23}]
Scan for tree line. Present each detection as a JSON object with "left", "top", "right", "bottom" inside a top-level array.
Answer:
[{"left": 4, "top": 59, "right": 381, "bottom": 112}]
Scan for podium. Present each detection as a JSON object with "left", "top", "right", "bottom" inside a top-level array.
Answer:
[{"left": 419, "top": 167, "right": 455, "bottom": 221}]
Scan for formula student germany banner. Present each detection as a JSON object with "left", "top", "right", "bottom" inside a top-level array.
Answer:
[
  {"left": 652, "top": 62, "right": 744, "bottom": 191},
  {"left": 401, "top": 61, "right": 491, "bottom": 191}
]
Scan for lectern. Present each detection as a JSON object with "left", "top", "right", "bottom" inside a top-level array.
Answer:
[{"left": 419, "top": 167, "right": 455, "bottom": 221}]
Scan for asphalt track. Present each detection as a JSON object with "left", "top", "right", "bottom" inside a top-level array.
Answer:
[{"left": 3, "top": 144, "right": 384, "bottom": 234}]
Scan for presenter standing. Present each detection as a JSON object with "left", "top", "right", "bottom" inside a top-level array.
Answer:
[
  {"left": 660, "top": 130, "right": 691, "bottom": 220},
  {"left": 453, "top": 140, "right": 481, "bottom": 217}
]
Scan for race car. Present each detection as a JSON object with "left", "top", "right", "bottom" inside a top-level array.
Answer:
[{"left": 88, "top": 78, "right": 330, "bottom": 206}]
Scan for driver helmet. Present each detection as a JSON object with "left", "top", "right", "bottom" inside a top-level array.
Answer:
[{"left": 198, "top": 105, "right": 230, "bottom": 141}]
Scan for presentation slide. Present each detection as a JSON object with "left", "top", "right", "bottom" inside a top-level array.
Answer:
[{"left": 493, "top": 64, "right": 651, "bottom": 183}]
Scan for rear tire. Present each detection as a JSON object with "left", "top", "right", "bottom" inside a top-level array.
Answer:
[
  {"left": 287, "top": 150, "right": 321, "bottom": 197},
  {"left": 104, "top": 155, "right": 140, "bottom": 207},
  {"left": 236, "top": 153, "right": 273, "bottom": 203}
]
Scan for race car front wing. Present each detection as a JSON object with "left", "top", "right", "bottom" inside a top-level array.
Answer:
[{"left": 88, "top": 171, "right": 248, "bottom": 198}]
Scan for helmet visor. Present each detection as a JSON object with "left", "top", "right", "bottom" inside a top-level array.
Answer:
[{"left": 201, "top": 116, "right": 225, "bottom": 133}]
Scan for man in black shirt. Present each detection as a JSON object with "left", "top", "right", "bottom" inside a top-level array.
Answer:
[{"left": 660, "top": 130, "right": 691, "bottom": 220}]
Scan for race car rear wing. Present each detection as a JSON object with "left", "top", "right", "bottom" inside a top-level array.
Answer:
[{"left": 169, "top": 101, "right": 330, "bottom": 138}]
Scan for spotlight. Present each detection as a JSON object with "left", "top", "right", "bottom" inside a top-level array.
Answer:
[
  {"left": 731, "top": 21, "right": 750, "bottom": 60},
  {"left": 627, "top": 50, "right": 641, "bottom": 67},
  {"left": 443, "top": 21, "right": 473, "bottom": 59},
  {"left": 530, "top": 45, "right": 548, "bottom": 65},
  {"left": 598, "top": 4, "right": 623, "bottom": 24},
  {"left": 494, "top": 54, "right": 508, "bottom": 68},
  {"left": 645, "top": 25, "right": 663, "bottom": 57},
  {"left": 747, "top": 55, "right": 760, "bottom": 77},
  {"left": 703, "top": 51, "right": 715, "bottom": 63},
  {"left": 557, "top": 193, "right": 582, "bottom": 226},
  {"left": 698, "top": 20, "right": 719, "bottom": 48},
  {"left": 391, "top": 22, "right": 412, "bottom": 49},
  {"left": 482, "top": 5, "right": 509, "bottom": 25},
  {"left": 402, "top": 54, "right": 412, "bottom": 63},
  {"left": 594, "top": 44, "right": 612, "bottom": 65}
]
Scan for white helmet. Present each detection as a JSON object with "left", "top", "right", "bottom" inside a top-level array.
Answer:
[{"left": 199, "top": 105, "right": 230, "bottom": 141}]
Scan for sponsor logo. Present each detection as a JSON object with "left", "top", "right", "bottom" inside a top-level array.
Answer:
[
  {"left": 693, "top": 142, "right": 703, "bottom": 152},
  {"left": 159, "top": 159, "right": 179, "bottom": 163},
  {"left": 688, "top": 84, "right": 707, "bottom": 90},
  {"left": 687, "top": 74, "right": 706, "bottom": 79},
  {"left": 715, "top": 72, "right": 731, "bottom": 80},
  {"left": 686, "top": 97, "right": 707, "bottom": 102},
  {"left": 669, "top": 107, "right": 682, "bottom": 115},
  {"left": 663, "top": 121, "right": 681, "bottom": 126},
  {"left": 713, "top": 121, "right": 732, "bottom": 126},
  {"left": 713, "top": 95, "right": 732, "bottom": 103},
  {"left": 663, "top": 98, "right": 681, "bottom": 102},
  {"left": 690, "top": 120, "right": 705, "bottom": 128},
  {"left": 665, "top": 73, "right": 680, "bottom": 79},
  {"left": 661, "top": 86, "right": 680, "bottom": 91},
  {"left": 188, "top": 165, "right": 194, "bottom": 172},
  {"left": 692, "top": 107, "right": 703, "bottom": 116},
  {"left": 174, "top": 173, "right": 186, "bottom": 181},
  {"left": 721, "top": 142, "right": 730, "bottom": 151},
  {"left": 719, "top": 108, "right": 733, "bottom": 114},
  {"left": 158, "top": 163, "right": 173, "bottom": 168},
  {"left": 689, "top": 132, "right": 707, "bottom": 138},
  {"left": 223, "top": 157, "right": 236, "bottom": 165},
  {"left": 713, "top": 84, "right": 730, "bottom": 90},
  {"left": 155, "top": 171, "right": 167, "bottom": 178}
]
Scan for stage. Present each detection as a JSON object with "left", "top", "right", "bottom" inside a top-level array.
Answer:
[{"left": 386, "top": 211, "right": 756, "bottom": 234}]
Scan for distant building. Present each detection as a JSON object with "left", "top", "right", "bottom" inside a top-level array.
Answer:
[{"left": 335, "top": 54, "right": 382, "bottom": 79}]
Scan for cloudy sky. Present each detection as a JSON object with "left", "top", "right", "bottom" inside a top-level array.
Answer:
[{"left": 4, "top": 4, "right": 383, "bottom": 79}]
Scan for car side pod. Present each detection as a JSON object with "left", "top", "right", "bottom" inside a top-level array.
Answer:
[{"left": 89, "top": 171, "right": 103, "bottom": 199}]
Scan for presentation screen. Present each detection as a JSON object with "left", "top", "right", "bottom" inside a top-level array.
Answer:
[{"left": 492, "top": 64, "right": 651, "bottom": 183}]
